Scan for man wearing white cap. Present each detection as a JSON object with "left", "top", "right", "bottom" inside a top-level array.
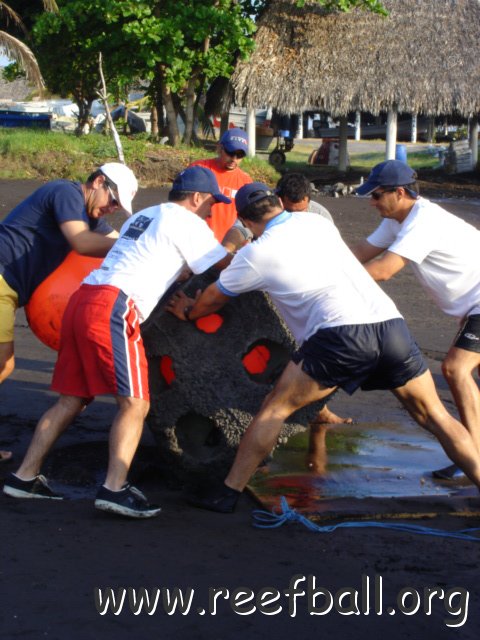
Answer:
[
  {"left": 3, "top": 166, "right": 242, "bottom": 519},
  {"left": 0, "top": 162, "right": 137, "bottom": 463}
]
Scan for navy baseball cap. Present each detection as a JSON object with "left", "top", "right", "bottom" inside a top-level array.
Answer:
[
  {"left": 355, "top": 160, "right": 418, "bottom": 196},
  {"left": 220, "top": 128, "right": 248, "bottom": 155},
  {"left": 171, "top": 166, "right": 231, "bottom": 204},
  {"left": 235, "top": 182, "right": 275, "bottom": 215}
]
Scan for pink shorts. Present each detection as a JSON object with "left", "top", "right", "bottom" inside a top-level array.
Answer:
[{"left": 51, "top": 284, "right": 149, "bottom": 401}]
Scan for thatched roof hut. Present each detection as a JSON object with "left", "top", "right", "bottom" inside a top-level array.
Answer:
[{"left": 233, "top": 0, "right": 480, "bottom": 118}]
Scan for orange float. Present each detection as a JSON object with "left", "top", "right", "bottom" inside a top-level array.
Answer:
[{"left": 25, "top": 252, "right": 102, "bottom": 351}]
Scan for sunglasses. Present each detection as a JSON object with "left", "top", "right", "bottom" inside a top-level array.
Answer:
[
  {"left": 104, "top": 179, "right": 119, "bottom": 207},
  {"left": 223, "top": 148, "right": 245, "bottom": 159},
  {"left": 370, "top": 187, "right": 398, "bottom": 201}
]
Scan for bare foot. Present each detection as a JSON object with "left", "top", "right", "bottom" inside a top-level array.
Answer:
[
  {"left": 312, "top": 405, "right": 353, "bottom": 425},
  {"left": 0, "top": 450, "right": 13, "bottom": 463}
]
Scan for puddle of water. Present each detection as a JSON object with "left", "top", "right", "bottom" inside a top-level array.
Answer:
[{"left": 249, "top": 421, "right": 473, "bottom": 512}]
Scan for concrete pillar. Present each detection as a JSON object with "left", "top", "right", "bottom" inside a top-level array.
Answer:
[
  {"left": 338, "top": 116, "right": 349, "bottom": 171},
  {"left": 297, "top": 112, "right": 303, "bottom": 139},
  {"left": 470, "top": 117, "right": 479, "bottom": 168},
  {"left": 246, "top": 108, "right": 256, "bottom": 157},
  {"left": 411, "top": 114, "right": 417, "bottom": 143},
  {"left": 385, "top": 107, "right": 398, "bottom": 160},
  {"left": 426, "top": 116, "right": 435, "bottom": 143},
  {"left": 354, "top": 110, "right": 361, "bottom": 141}
]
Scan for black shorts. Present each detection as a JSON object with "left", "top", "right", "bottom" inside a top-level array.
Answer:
[
  {"left": 453, "top": 314, "right": 480, "bottom": 353},
  {"left": 291, "top": 318, "right": 427, "bottom": 395}
]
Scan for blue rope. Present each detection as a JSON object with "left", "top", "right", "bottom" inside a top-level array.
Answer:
[{"left": 252, "top": 496, "right": 480, "bottom": 542}]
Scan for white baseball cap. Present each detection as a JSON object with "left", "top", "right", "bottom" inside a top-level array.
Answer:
[{"left": 99, "top": 162, "right": 138, "bottom": 215}]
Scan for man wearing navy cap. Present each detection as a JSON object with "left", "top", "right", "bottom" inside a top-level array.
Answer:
[
  {"left": 3, "top": 167, "right": 240, "bottom": 518},
  {"left": 353, "top": 159, "right": 480, "bottom": 480},
  {"left": 167, "top": 181, "right": 480, "bottom": 512},
  {"left": 190, "top": 127, "right": 253, "bottom": 245}
]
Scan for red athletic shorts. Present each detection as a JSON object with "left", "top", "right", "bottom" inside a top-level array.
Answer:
[{"left": 51, "top": 284, "right": 149, "bottom": 401}]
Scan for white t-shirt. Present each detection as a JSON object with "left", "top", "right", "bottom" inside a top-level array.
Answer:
[
  {"left": 85, "top": 202, "right": 227, "bottom": 321},
  {"left": 307, "top": 199, "right": 333, "bottom": 222},
  {"left": 218, "top": 211, "right": 400, "bottom": 344},
  {"left": 367, "top": 197, "right": 480, "bottom": 318}
]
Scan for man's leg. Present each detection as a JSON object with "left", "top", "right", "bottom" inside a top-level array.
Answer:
[
  {"left": 225, "top": 361, "right": 337, "bottom": 492},
  {"left": 103, "top": 395, "right": 150, "bottom": 491},
  {"left": 0, "top": 341, "right": 14, "bottom": 384},
  {"left": 95, "top": 395, "right": 161, "bottom": 518},
  {"left": 442, "top": 346, "right": 480, "bottom": 452},
  {"left": 392, "top": 370, "right": 480, "bottom": 489},
  {"left": 0, "top": 341, "right": 15, "bottom": 462},
  {"left": 14, "top": 395, "right": 87, "bottom": 480},
  {"left": 313, "top": 404, "right": 353, "bottom": 425}
]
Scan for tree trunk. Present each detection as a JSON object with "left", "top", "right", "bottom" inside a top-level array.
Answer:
[
  {"left": 151, "top": 105, "right": 158, "bottom": 138},
  {"left": 74, "top": 95, "right": 93, "bottom": 136},
  {"left": 183, "top": 75, "right": 197, "bottom": 145},
  {"left": 155, "top": 64, "right": 179, "bottom": 146}
]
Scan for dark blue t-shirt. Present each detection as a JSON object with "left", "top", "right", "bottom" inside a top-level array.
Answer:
[{"left": 0, "top": 180, "right": 112, "bottom": 306}]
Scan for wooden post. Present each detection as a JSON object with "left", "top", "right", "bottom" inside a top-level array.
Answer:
[{"left": 97, "top": 53, "right": 124, "bottom": 163}]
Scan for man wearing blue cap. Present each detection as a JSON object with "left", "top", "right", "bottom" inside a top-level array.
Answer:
[
  {"left": 190, "top": 127, "right": 252, "bottom": 245},
  {"left": 167, "top": 181, "right": 480, "bottom": 512},
  {"left": 3, "top": 166, "right": 239, "bottom": 518},
  {"left": 353, "top": 159, "right": 480, "bottom": 480}
]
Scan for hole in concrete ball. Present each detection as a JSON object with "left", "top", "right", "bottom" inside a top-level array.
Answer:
[
  {"left": 194, "top": 313, "right": 224, "bottom": 334},
  {"left": 175, "top": 412, "right": 223, "bottom": 460},
  {"left": 159, "top": 355, "right": 176, "bottom": 386},
  {"left": 242, "top": 339, "right": 291, "bottom": 384}
]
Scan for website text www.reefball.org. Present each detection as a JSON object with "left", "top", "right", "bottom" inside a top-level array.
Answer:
[{"left": 94, "top": 574, "right": 469, "bottom": 627}]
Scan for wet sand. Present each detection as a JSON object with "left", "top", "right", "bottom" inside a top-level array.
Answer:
[{"left": 1, "top": 181, "right": 480, "bottom": 639}]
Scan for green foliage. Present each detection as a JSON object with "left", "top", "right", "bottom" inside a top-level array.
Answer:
[
  {"left": 297, "top": 0, "right": 387, "bottom": 14},
  {"left": 240, "top": 0, "right": 387, "bottom": 16},
  {"left": 1, "top": 61, "right": 25, "bottom": 81}
]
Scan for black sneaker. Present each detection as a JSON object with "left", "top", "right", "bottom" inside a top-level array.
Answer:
[
  {"left": 187, "top": 483, "right": 241, "bottom": 513},
  {"left": 3, "top": 473, "right": 63, "bottom": 500},
  {"left": 432, "top": 464, "right": 466, "bottom": 480},
  {"left": 94, "top": 484, "right": 161, "bottom": 519}
]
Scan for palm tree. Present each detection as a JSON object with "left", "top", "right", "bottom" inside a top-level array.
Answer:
[{"left": 0, "top": 1, "right": 58, "bottom": 92}]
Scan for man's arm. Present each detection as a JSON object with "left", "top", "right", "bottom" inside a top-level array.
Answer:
[
  {"left": 363, "top": 250, "right": 408, "bottom": 281},
  {"left": 351, "top": 239, "right": 385, "bottom": 264},
  {"left": 60, "top": 220, "right": 118, "bottom": 256},
  {"left": 167, "top": 283, "right": 230, "bottom": 321}
]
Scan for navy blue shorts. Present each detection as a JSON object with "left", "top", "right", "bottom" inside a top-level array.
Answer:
[
  {"left": 291, "top": 318, "right": 427, "bottom": 395},
  {"left": 453, "top": 314, "right": 480, "bottom": 353}
]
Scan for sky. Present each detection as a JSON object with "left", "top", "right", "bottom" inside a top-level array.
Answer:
[{"left": 0, "top": 52, "right": 12, "bottom": 66}]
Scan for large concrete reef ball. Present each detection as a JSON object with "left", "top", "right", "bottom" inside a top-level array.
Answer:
[{"left": 142, "top": 271, "right": 325, "bottom": 478}]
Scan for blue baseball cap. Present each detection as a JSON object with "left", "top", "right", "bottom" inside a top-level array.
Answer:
[
  {"left": 355, "top": 160, "right": 418, "bottom": 196},
  {"left": 220, "top": 128, "right": 248, "bottom": 155},
  {"left": 171, "top": 166, "right": 231, "bottom": 204},
  {"left": 235, "top": 182, "right": 275, "bottom": 215}
]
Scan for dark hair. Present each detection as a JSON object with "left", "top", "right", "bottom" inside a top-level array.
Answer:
[
  {"left": 276, "top": 172, "right": 312, "bottom": 202},
  {"left": 384, "top": 182, "right": 420, "bottom": 198},
  {"left": 86, "top": 169, "right": 103, "bottom": 184},
  {"left": 168, "top": 189, "right": 195, "bottom": 202},
  {"left": 403, "top": 181, "right": 420, "bottom": 198},
  {"left": 238, "top": 195, "right": 282, "bottom": 223}
]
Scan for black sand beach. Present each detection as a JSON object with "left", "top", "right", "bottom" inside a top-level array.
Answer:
[{"left": 1, "top": 180, "right": 480, "bottom": 639}]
